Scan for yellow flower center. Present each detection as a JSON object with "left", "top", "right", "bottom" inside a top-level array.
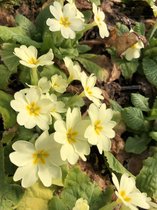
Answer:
[
  {"left": 85, "top": 86, "right": 93, "bottom": 95},
  {"left": 32, "top": 150, "right": 49, "bottom": 164},
  {"left": 94, "top": 120, "right": 103, "bottom": 135},
  {"left": 66, "top": 128, "right": 78, "bottom": 144},
  {"left": 119, "top": 190, "right": 132, "bottom": 203},
  {"left": 26, "top": 102, "right": 41, "bottom": 116},
  {"left": 60, "top": 16, "right": 71, "bottom": 27},
  {"left": 28, "top": 57, "right": 38, "bottom": 65},
  {"left": 96, "top": 15, "right": 102, "bottom": 25}
]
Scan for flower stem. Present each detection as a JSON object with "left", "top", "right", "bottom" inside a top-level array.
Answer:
[{"left": 30, "top": 68, "right": 38, "bottom": 85}]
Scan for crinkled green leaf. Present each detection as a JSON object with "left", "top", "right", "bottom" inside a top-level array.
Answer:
[
  {"left": 76, "top": 57, "right": 107, "bottom": 81},
  {"left": 0, "top": 146, "right": 24, "bottom": 210},
  {"left": 63, "top": 95, "right": 85, "bottom": 108},
  {"left": 133, "top": 22, "right": 145, "bottom": 35},
  {"left": 119, "top": 59, "right": 138, "bottom": 79},
  {"left": 0, "top": 65, "right": 11, "bottom": 90},
  {"left": 15, "top": 14, "right": 37, "bottom": 37},
  {"left": 16, "top": 182, "right": 53, "bottom": 210},
  {"left": 121, "top": 107, "right": 144, "bottom": 131},
  {"left": 99, "top": 201, "right": 117, "bottom": 210},
  {"left": 0, "top": 43, "right": 19, "bottom": 73},
  {"left": 49, "top": 167, "right": 111, "bottom": 210},
  {"left": 136, "top": 153, "right": 157, "bottom": 199},
  {"left": 62, "top": 167, "right": 108, "bottom": 210},
  {"left": 125, "top": 134, "right": 151, "bottom": 154},
  {"left": 48, "top": 197, "right": 66, "bottom": 210},
  {"left": 143, "top": 58, "right": 157, "bottom": 88},
  {"left": 116, "top": 22, "right": 129, "bottom": 35},
  {"left": 0, "top": 26, "right": 40, "bottom": 47},
  {"left": 0, "top": 90, "right": 16, "bottom": 128},
  {"left": 131, "top": 93, "right": 150, "bottom": 112},
  {"left": 104, "top": 152, "right": 133, "bottom": 176},
  {"left": 40, "top": 65, "right": 66, "bottom": 80},
  {"left": 109, "top": 99, "right": 122, "bottom": 112}
]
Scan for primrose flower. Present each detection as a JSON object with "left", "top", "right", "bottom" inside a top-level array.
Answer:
[
  {"left": 48, "top": 93, "right": 66, "bottom": 120},
  {"left": 54, "top": 107, "right": 90, "bottom": 164},
  {"left": 9, "top": 131, "right": 64, "bottom": 188},
  {"left": 92, "top": 3, "right": 109, "bottom": 38},
  {"left": 64, "top": 57, "right": 81, "bottom": 83},
  {"left": 46, "top": 1, "right": 84, "bottom": 39},
  {"left": 66, "top": 0, "right": 85, "bottom": 21},
  {"left": 38, "top": 77, "right": 51, "bottom": 93},
  {"left": 85, "top": 103, "right": 116, "bottom": 154},
  {"left": 112, "top": 173, "right": 150, "bottom": 210},
  {"left": 80, "top": 72, "right": 103, "bottom": 107},
  {"left": 14, "top": 45, "right": 54, "bottom": 68},
  {"left": 122, "top": 40, "right": 144, "bottom": 61},
  {"left": 10, "top": 87, "right": 53, "bottom": 130},
  {"left": 72, "top": 198, "right": 89, "bottom": 210},
  {"left": 51, "top": 74, "right": 68, "bottom": 93}
]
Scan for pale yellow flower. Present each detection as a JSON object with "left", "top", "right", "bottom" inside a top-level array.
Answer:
[
  {"left": 112, "top": 173, "right": 150, "bottom": 210},
  {"left": 14, "top": 45, "right": 54, "bottom": 68},
  {"left": 72, "top": 198, "right": 89, "bottom": 210},
  {"left": 9, "top": 131, "right": 64, "bottom": 188},
  {"left": 51, "top": 74, "right": 68, "bottom": 93},
  {"left": 10, "top": 87, "right": 53, "bottom": 130},
  {"left": 54, "top": 108, "right": 90, "bottom": 164},
  {"left": 92, "top": 3, "right": 109, "bottom": 38},
  {"left": 63, "top": 56, "right": 81, "bottom": 83},
  {"left": 46, "top": 1, "right": 84, "bottom": 39},
  {"left": 85, "top": 103, "right": 116, "bottom": 154},
  {"left": 80, "top": 72, "right": 103, "bottom": 107},
  {"left": 122, "top": 40, "right": 144, "bottom": 61}
]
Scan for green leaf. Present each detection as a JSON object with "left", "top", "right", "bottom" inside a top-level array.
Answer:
[
  {"left": 99, "top": 201, "right": 117, "bottom": 210},
  {"left": 0, "top": 65, "right": 11, "bottom": 90},
  {"left": 136, "top": 153, "right": 157, "bottom": 198},
  {"left": 48, "top": 197, "right": 67, "bottom": 210},
  {"left": 49, "top": 167, "right": 111, "bottom": 210},
  {"left": 0, "top": 26, "right": 40, "bottom": 47},
  {"left": 0, "top": 146, "right": 24, "bottom": 210},
  {"left": 0, "top": 90, "right": 16, "bottom": 128},
  {"left": 121, "top": 107, "right": 144, "bottom": 131},
  {"left": 119, "top": 59, "right": 138, "bottom": 79},
  {"left": 0, "top": 43, "right": 19, "bottom": 73},
  {"left": 133, "top": 22, "right": 145, "bottom": 35},
  {"left": 89, "top": 0, "right": 100, "bottom": 6},
  {"left": 149, "top": 131, "right": 157, "bottom": 141},
  {"left": 143, "top": 58, "right": 157, "bottom": 88},
  {"left": 109, "top": 99, "right": 122, "bottom": 112},
  {"left": 116, "top": 22, "right": 129, "bottom": 35},
  {"left": 131, "top": 93, "right": 150, "bottom": 112},
  {"left": 125, "top": 135, "right": 151, "bottom": 154},
  {"left": 35, "top": 6, "right": 51, "bottom": 34},
  {"left": 15, "top": 14, "right": 37, "bottom": 37},
  {"left": 77, "top": 44, "right": 91, "bottom": 53},
  {"left": 76, "top": 57, "right": 107, "bottom": 81},
  {"left": 149, "top": 98, "right": 157, "bottom": 120},
  {"left": 40, "top": 65, "right": 66, "bottom": 80},
  {"left": 104, "top": 152, "right": 133, "bottom": 176},
  {"left": 62, "top": 95, "right": 85, "bottom": 108}
]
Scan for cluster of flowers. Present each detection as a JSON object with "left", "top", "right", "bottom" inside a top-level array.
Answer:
[
  {"left": 10, "top": 44, "right": 116, "bottom": 188},
  {"left": 8, "top": 1, "right": 152, "bottom": 210}
]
